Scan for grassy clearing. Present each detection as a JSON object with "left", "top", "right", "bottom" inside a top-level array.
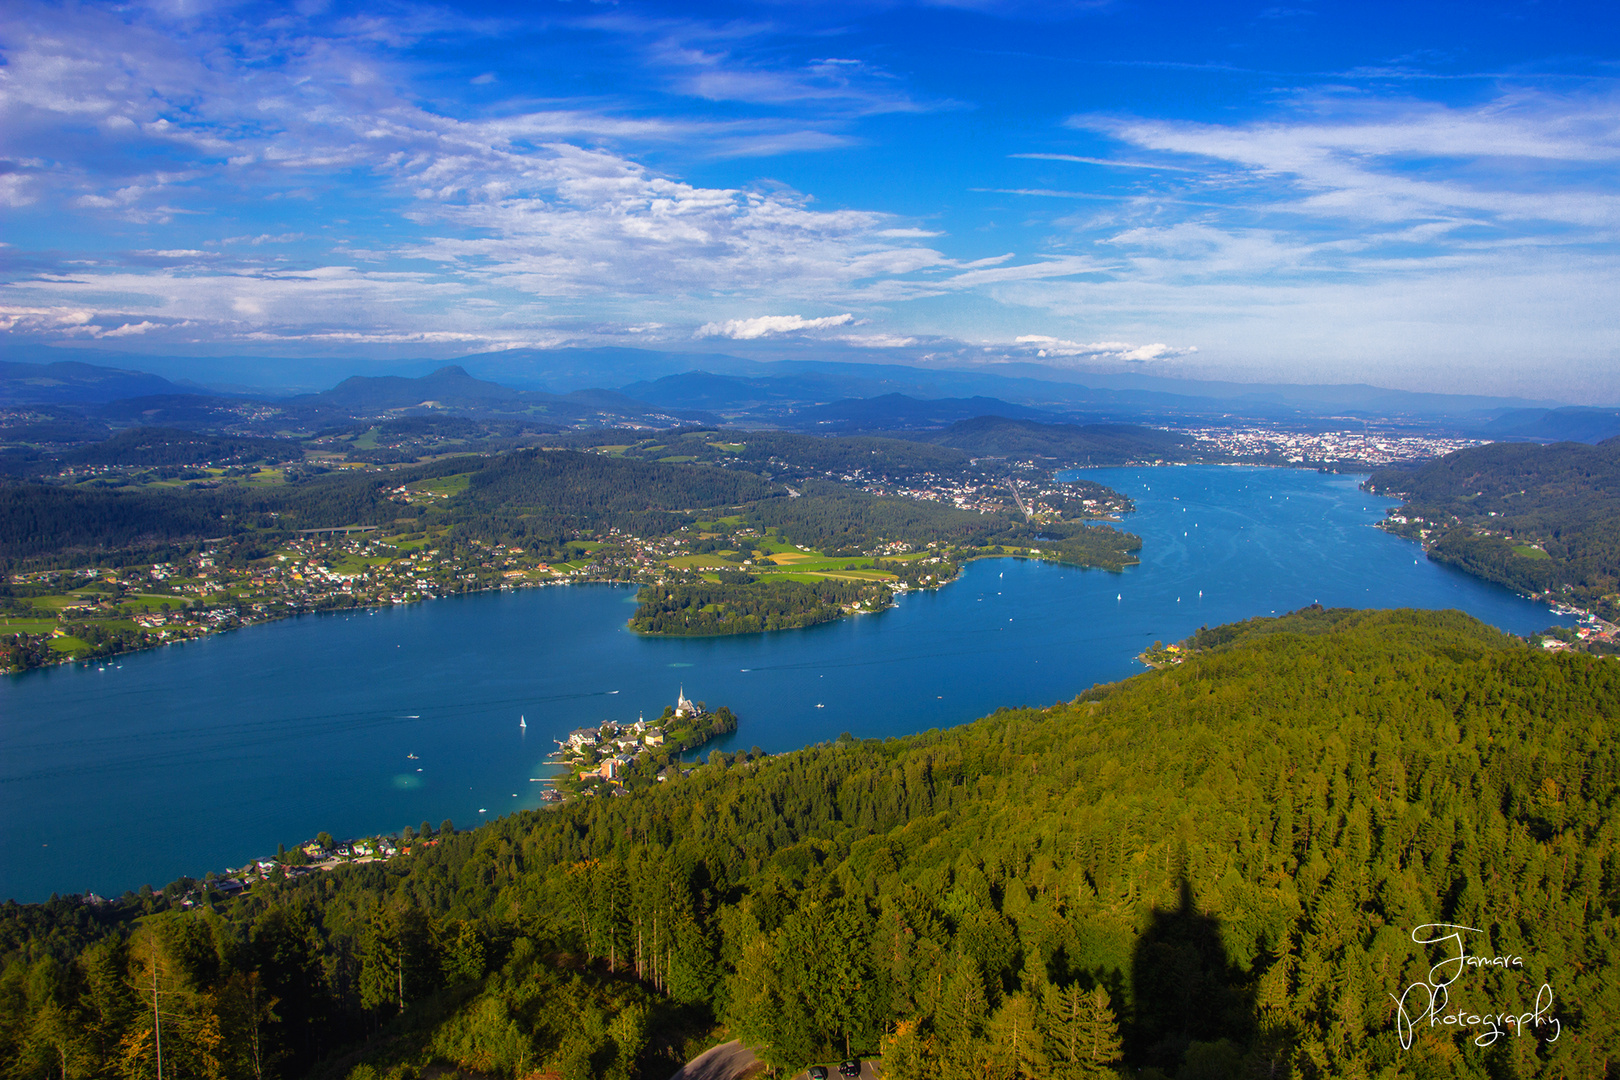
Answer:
[
  {"left": 48, "top": 636, "right": 90, "bottom": 655},
  {"left": 657, "top": 455, "right": 698, "bottom": 464},
  {"left": 114, "top": 596, "right": 185, "bottom": 614},
  {"left": 330, "top": 555, "right": 393, "bottom": 574},
  {"left": 0, "top": 618, "right": 57, "bottom": 633},
  {"left": 1513, "top": 544, "right": 1552, "bottom": 560},
  {"left": 409, "top": 473, "right": 472, "bottom": 496},
  {"left": 380, "top": 534, "right": 434, "bottom": 550},
  {"left": 764, "top": 557, "right": 875, "bottom": 573},
  {"left": 707, "top": 442, "right": 745, "bottom": 453}
]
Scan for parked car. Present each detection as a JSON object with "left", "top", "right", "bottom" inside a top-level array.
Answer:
[
  {"left": 809, "top": 1067, "right": 828, "bottom": 1080},
  {"left": 839, "top": 1061, "right": 860, "bottom": 1078}
]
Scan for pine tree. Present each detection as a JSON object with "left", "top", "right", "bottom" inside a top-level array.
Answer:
[{"left": 1044, "top": 983, "right": 1122, "bottom": 1079}]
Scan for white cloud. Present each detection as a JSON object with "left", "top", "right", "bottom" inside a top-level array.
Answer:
[
  {"left": 838, "top": 333, "right": 918, "bottom": 348},
  {"left": 1010, "top": 152, "right": 1197, "bottom": 172},
  {"left": 591, "top": 14, "right": 940, "bottom": 117},
  {"left": 1014, "top": 335, "right": 1193, "bottom": 362},
  {"left": 98, "top": 320, "right": 159, "bottom": 337},
  {"left": 0, "top": 306, "right": 94, "bottom": 332},
  {"left": 696, "top": 313, "right": 855, "bottom": 339},
  {"left": 944, "top": 256, "right": 1104, "bottom": 288},
  {"left": 1072, "top": 90, "right": 1620, "bottom": 229}
]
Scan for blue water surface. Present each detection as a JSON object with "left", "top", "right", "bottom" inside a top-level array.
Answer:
[{"left": 0, "top": 466, "right": 1568, "bottom": 901}]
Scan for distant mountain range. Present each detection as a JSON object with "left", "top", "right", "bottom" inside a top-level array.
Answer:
[
  {"left": 1475, "top": 407, "right": 1620, "bottom": 444},
  {"left": 0, "top": 359, "right": 188, "bottom": 405},
  {"left": 3, "top": 343, "right": 1612, "bottom": 443}
]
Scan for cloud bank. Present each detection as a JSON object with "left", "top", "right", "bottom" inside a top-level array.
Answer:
[{"left": 697, "top": 314, "right": 856, "bottom": 339}]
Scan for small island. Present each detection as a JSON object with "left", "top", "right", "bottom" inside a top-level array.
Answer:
[{"left": 548, "top": 688, "right": 739, "bottom": 798}]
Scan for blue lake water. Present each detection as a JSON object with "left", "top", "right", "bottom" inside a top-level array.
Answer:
[{"left": 0, "top": 466, "right": 1569, "bottom": 902}]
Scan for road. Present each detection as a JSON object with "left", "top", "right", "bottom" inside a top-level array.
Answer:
[
  {"left": 666, "top": 1042, "right": 881, "bottom": 1080},
  {"left": 666, "top": 1040, "right": 762, "bottom": 1080},
  {"left": 788, "top": 1065, "right": 881, "bottom": 1080}
]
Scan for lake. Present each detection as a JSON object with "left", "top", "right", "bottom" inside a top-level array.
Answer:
[{"left": 0, "top": 466, "right": 1569, "bottom": 902}]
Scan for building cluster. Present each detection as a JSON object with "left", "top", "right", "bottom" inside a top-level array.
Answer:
[
  {"left": 159, "top": 828, "right": 443, "bottom": 909},
  {"left": 559, "top": 691, "right": 697, "bottom": 787},
  {"left": 1187, "top": 426, "right": 1483, "bottom": 466},
  {"left": 6, "top": 533, "right": 586, "bottom": 667}
]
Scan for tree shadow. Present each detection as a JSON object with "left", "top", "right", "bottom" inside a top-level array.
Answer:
[{"left": 1128, "top": 878, "right": 1257, "bottom": 1077}]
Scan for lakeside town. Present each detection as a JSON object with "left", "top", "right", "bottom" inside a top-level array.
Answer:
[
  {"left": 1, "top": 518, "right": 973, "bottom": 671},
  {"left": 0, "top": 434, "right": 1131, "bottom": 671},
  {"left": 77, "top": 821, "right": 462, "bottom": 913},
  {"left": 1185, "top": 425, "right": 1485, "bottom": 467}
]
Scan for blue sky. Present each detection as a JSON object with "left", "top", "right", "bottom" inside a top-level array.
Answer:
[{"left": 2, "top": 0, "right": 1618, "bottom": 399}]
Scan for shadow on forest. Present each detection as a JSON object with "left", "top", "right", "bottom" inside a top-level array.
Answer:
[{"left": 1128, "top": 878, "right": 1260, "bottom": 1079}]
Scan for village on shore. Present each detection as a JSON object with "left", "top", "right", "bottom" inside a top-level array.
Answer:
[
  {"left": 549, "top": 688, "right": 739, "bottom": 799},
  {"left": 59, "top": 688, "right": 740, "bottom": 911}
]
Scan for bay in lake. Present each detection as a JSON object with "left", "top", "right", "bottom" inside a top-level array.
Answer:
[{"left": 0, "top": 466, "right": 1569, "bottom": 901}]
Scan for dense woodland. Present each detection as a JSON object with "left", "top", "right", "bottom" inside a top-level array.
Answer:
[
  {"left": 1368, "top": 438, "right": 1620, "bottom": 617},
  {"left": 598, "top": 431, "right": 976, "bottom": 479},
  {"left": 920, "top": 417, "right": 1201, "bottom": 464},
  {"left": 3, "top": 607, "right": 1616, "bottom": 1080},
  {"left": 629, "top": 578, "right": 888, "bottom": 635},
  {"left": 0, "top": 452, "right": 767, "bottom": 569},
  {"left": 61, "top": 428, "right": 304, "bottom": 470}
]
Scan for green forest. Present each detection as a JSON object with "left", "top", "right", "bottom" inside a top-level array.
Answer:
[
  {"left": 629, "top": 578, "right": 888, "bottom": 635},
  {"left": 922, "top": 416, "right": 1201, "bottom": 463},
  {"left": 0, "top": 451, "right": 774, "bottom": 568},
  {"left": 1367, "top": 438, "right": 1620, "bottom": 618},
  {"left": 3, "top": 606, "right": 1615, "bottom": 1079}
]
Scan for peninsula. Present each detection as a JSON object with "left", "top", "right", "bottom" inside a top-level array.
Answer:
[{"left": 551, "top": 689, "right": 740, "bottom": 795}]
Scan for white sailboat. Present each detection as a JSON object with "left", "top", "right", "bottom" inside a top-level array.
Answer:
[{"left": 519, "top": 715, "right": 526, "bottom": 730}]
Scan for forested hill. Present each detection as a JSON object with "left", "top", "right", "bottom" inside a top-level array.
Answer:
[
  {"left": 4, "top": 607, "right": 1616, "bottom": 1080},
  {"left": 0, "top": 450, "right": 776, "bottom": 565},
  {"left": 1367, "top": 439, "right": 1620, "bottom": 617},
  {"left": 924, "top": 415, "right": 1200, "bottom": 463}
]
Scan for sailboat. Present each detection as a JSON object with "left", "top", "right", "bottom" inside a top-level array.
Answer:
[{"left": 519, "top": 715, "right": 526, "bottom": 730}]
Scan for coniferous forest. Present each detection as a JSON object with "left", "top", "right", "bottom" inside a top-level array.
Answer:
[
  {"left": 1367, "top": 438, "right": 1620, "bottom": 618},
  {"left": 2, "top": 607, "right": 1617, "bottom": 1080}
]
